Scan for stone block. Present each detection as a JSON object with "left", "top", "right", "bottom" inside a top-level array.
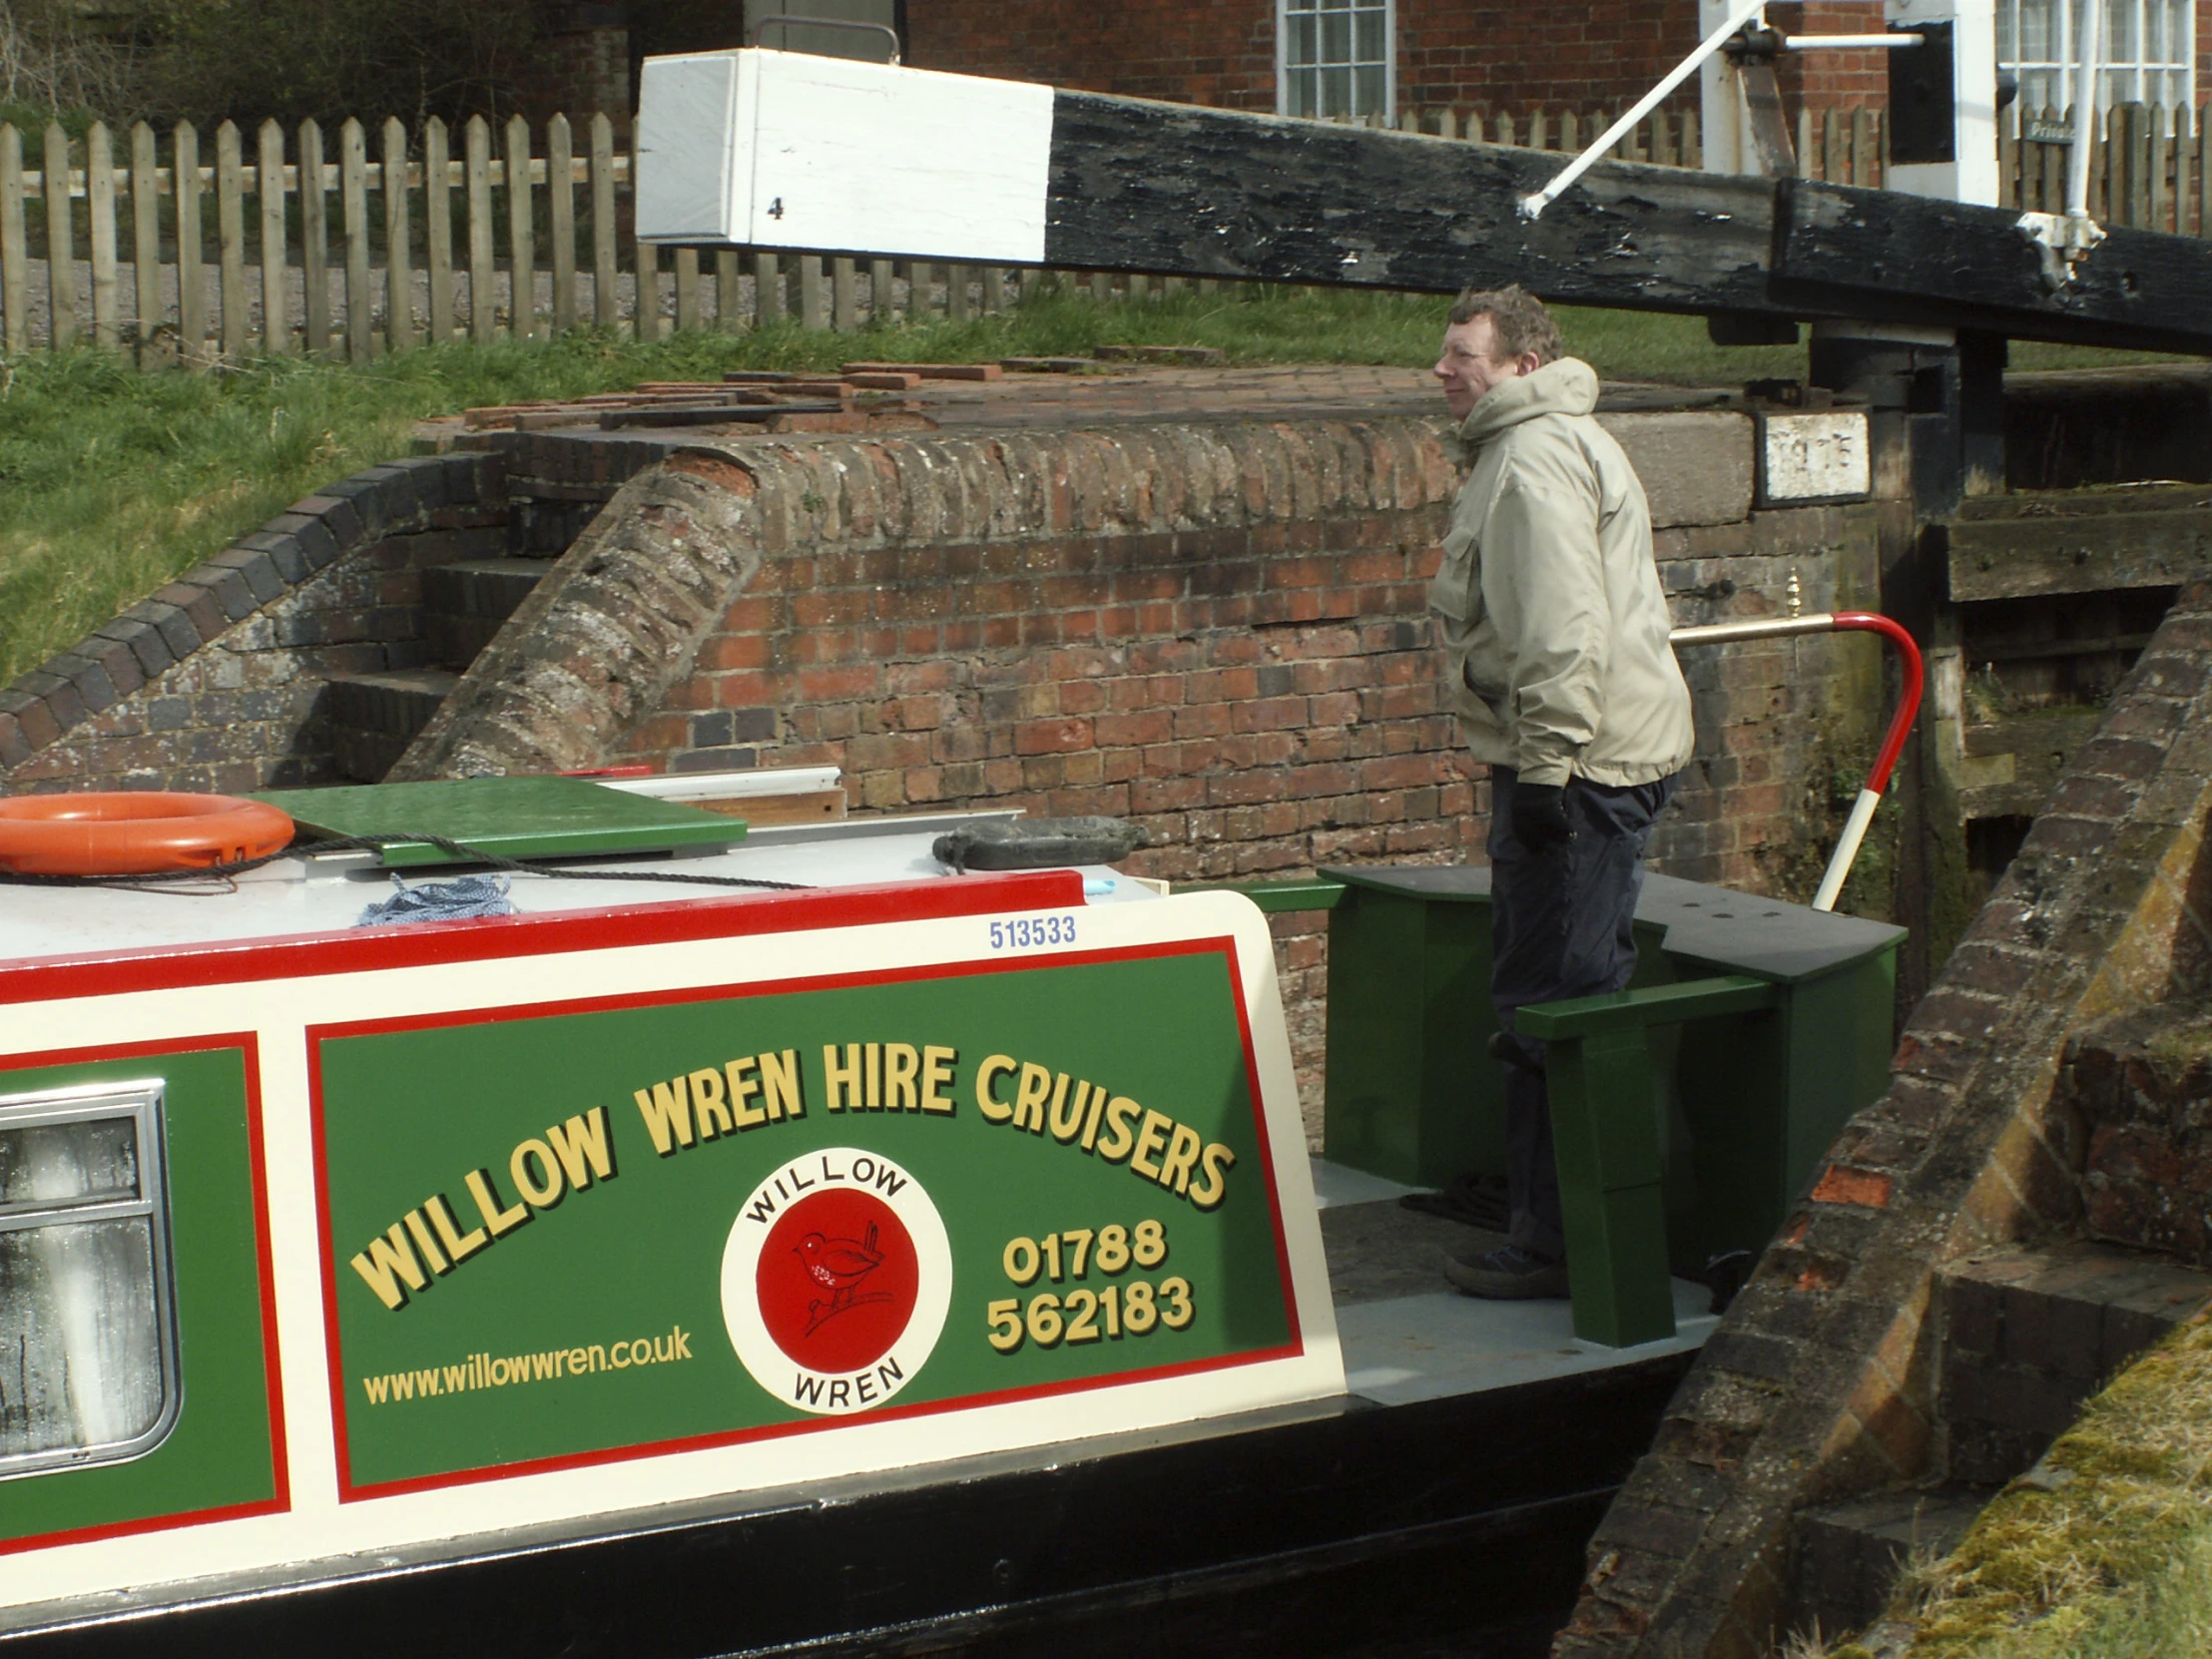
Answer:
[
  {"left": 1946, "top": 1418, "right": 2048, "bottom": 1487},
  {"left": 1598, "top": 410, "right": 1756, "bottom": 529},
  {"left": 323, "top": 475, "right": 392, "bottom": 543},
  {"left": 389, "top": 453, "right": 452, "bottom": 512},
  {"left": 2069, "top": 1004, "right": 2212, "bottom": 1262},
  {"left": 1789, "top": 1485, "right": 1986, "bottom": 1640},
  {"left": 1936, "top": 1241, "right": 2212, "bottom": 1483},
  {"left": 359, "top": 464, "right": 423, "bottom": 526},
  {"left": 291, "top": 493, "right": 364, "bottom": 551},
  {"left": 212, "top": 546, "right": 285, "bottom": 605},
  {"left": 5, "top": 692, "right": 60, "bottom": 752},
  {"left": 181, "top": 564, "right": 257, "bottom": 624},
  {"left": 730, "top": 706, "right": 779, "bottom": 743},
  {"left": 669, "top": 746, "right": 759, "bottom": 774},
  {"left": 237, "top": 529, "right": 309, "bottom": 586},
  {"left": 110, "top": 608, "right": 182, "bottom": 679},
  {"left": 264, "top": 512, "right": 342, "bottom": 571}
]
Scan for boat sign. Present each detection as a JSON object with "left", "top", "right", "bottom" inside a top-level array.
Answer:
[
  {"left": 0, "top": 872, "right": 1339, "bottom": 1612},
  {"left": 313, "top": 937, "right": 1307, "bottom": 1496}
]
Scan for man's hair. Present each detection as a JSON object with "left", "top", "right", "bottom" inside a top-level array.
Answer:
[{"left": 1447, "top": 283, "right": 1563, "bottom": 365}]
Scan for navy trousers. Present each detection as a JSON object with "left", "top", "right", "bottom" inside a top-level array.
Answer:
[{"left": 1487, "top": 766, "right": 1678, "bottom": 1263}]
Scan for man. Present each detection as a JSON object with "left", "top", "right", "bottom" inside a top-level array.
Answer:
[{"left": 1426, "top": 285, "right": 1694, "bottom": 1300}]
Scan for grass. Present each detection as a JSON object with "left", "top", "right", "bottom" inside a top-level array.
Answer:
[
  {"left": 1832, "top": 1312, "right": 2212, "bottom": 1659},
  {"left": 0, "top": 283, "right": 2192, "bottom": 687}
]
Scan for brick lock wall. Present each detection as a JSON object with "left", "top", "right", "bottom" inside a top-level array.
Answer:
[
  {"left": 0, "top": 406, "right": 1880, "bottom": 1144},
  {"left": 0, "top": 454, "right": 507, "bottom": 797},
  {"left": 613, "top": 489, "right": 1876, "bottom": 893},
  {"left": 535, "top": 23, "right": 636, "bottom": 125}
]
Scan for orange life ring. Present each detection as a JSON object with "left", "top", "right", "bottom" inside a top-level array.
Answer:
[{"left": 0, "top": 792, "right": 295, "bottom": 876}]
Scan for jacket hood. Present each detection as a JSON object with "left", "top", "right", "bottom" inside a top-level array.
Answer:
[{"left": 1454, "top": 356, "right": 1600, "bottom": 453}]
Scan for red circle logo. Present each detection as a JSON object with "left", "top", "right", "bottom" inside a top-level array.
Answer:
[{"left": 756, "top": 1188, "right": 920, "bottom": 1375}]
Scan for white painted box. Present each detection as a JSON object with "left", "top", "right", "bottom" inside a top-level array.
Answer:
[{"left": 636, "top": 49, "right": 1054, "bottom": 263}]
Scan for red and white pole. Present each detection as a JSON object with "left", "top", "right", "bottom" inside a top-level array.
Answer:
[{"left": 1669, "top": 612, "right": 1924, "bottom": 912}]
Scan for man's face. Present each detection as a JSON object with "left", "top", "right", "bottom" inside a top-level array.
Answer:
[{"left": 1433, "top": 314, "right": 1536, "bottom": 421}]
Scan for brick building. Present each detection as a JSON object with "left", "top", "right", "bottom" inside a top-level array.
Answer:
[
  {"left": 589, "top": 2, "right": 2206, "bottom": 139},
  {"left": 901, "top": 0, "right": 2208, "bottom": 124}
]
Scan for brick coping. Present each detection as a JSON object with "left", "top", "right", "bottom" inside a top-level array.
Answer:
[{"left": 414, "top": 364, "right": 1749, "bottom": 452}]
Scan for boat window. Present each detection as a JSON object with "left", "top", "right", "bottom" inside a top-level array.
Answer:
[{"left": 0, "top": 1081, "right": 180, "bottom": 1478}]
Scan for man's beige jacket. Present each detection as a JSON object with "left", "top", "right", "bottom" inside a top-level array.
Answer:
[{"left": 1427, "top": 356, "right": 1694, "bottom": 791}]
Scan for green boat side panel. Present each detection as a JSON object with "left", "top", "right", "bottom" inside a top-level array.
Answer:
[
  {"left": 1179, "top": 878, "right": 1348, "bottom": 913},
  {"left": 250, "top": 776, "right": 745, "bottom": 866},
  {"left": 0, "top": 1044, "right": 281, "bottom": 1549},
  {"left": 317, "top": 945, "right": 1295, "bottom": 1494}
]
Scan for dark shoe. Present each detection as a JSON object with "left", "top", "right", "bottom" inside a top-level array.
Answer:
[
  {"left": 1443, "top": 1244, "right": 1569, "bottom": 1301},
  {"left": 1486, "top": 1030, "right": 1545, "bottom": 1071}
]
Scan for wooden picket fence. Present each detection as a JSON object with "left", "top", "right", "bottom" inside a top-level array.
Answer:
[
  {"left": 1411, "top": 98, "right": 2212, "bottom": 232},
  {"left": 0, "top": 100, "right": 2202, "bottom": 361},
  {"left": 2001, "top": 102, "right": 2212, "bottom": 234}
]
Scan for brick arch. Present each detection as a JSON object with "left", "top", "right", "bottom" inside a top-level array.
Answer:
[{"left": 390, "top": 451, "right": 765, "bottom": 780}]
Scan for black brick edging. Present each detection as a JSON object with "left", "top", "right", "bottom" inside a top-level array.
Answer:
[{"left": 0, "top": 451, "right": 506, "bottom": 776}]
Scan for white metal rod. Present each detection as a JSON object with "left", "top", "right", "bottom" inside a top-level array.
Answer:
[
  {"left": 1520, "top": 0, "right": 1768, "bottom": 218},
  {"left": 2068, "top": 0, "right": 2104, "bottom": 217},
  {"left": 1783, "top": 34, "right": 1923, "bottom": 48},
  {"left": 1669, "top": 613, "right": 1836, "bottom": 647},
  {"left": 1814, "top": 787, "right": 1883, "bottom": 911}
]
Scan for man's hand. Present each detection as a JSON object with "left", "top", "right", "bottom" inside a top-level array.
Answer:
[{"left": 1511, "top": 783, "right": 1571, "bottom": 852}]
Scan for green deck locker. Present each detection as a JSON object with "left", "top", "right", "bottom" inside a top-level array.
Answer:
[{"left": 1318, "top": 866, "right": 1905, "bottom": 1342}]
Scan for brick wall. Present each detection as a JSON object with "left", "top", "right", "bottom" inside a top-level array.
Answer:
[
  {"left": 534, "top": 20, "right": 635, "bottom": 126},
  {"left": 0, "top": 454, "right": 506, "bottom": 797},
  {"left": 2067, "top": 1003, "right": 2212, "bottom": 1264},
  {"left": 1560, "top": 581, "right": 2212, "bottom": 1658},
  {"left": 1397, "top": 2, "right": 1702, "bottom": 118},
  {"left": 1768, "top": 2, "right": 1891, "bottom": 117},
  {"left": 908, "top": 0, "right": 1278, "bottom": 112},
  {"left": 907, "top": 0, "right": 1711, "bottom": 119}
]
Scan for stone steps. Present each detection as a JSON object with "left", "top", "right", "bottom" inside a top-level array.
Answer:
[
  {"left": 1936, "top": 1238, "right": 2211, "bottom": 1484},
  {"left": 1791, "top": 1485, "right": 1988, "bottom": 1639},
  {"left": 327, "top": 668, "right": 459, "bottom": 783},
  {"left": 421, "top": 558, "right": 555, "bottom": 671},
  {"left": 326, "top": 557, "right": 554, "bottom": 782},
  {"left": 1788, "top": 1237, "right": 2212, "bottom": 1639}
]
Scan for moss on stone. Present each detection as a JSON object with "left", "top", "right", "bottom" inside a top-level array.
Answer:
[
  {"left": 1871, "top": 1312, "right": 2212, "bottom": 1656},
  {"left": 2142, "top": 1018, "right": 2212, "bottom": 1089}
]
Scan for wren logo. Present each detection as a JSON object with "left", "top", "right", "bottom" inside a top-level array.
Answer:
[{"left": 721, "top": 1148, "right": 950, "bottom": 1416}]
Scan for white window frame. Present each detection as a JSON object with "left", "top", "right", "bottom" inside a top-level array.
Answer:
[
  {"left": 1277, "top": 0, "right": 1396, "bottom": 123},
  {"left": 1998, "top": 0, "right": 2195, "bottom": 113},
  {"left": 0, "top": 1080, "right": 180, "bottom": 1481}
]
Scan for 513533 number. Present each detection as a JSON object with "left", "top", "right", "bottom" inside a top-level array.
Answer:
[{"left": 986, "top": 913, "right": 1077, "bottom": 950}]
